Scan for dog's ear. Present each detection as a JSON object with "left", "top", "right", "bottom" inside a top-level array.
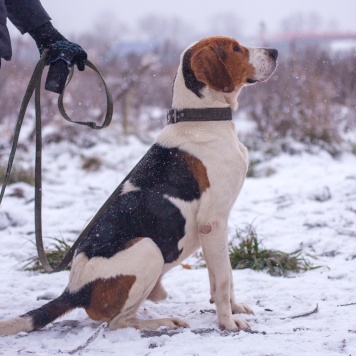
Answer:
[{"left": 190, "top": 46, "right": 235, "bottom": 93}]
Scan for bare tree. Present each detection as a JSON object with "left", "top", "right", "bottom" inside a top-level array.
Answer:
[{"left": 1, "top": 15, "right": 354, "bottom": 154}]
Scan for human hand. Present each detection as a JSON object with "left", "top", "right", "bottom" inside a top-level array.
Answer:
[
  {"left": 44, "top": 40, "right": 87, "bottom": 94},
  {"left": 46, "top": 40, "right": 87, "bottom": 71}
]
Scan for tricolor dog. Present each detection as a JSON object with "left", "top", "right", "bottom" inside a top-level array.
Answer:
[{"left": 0, "top": 36, "right": 277, "bottom": 335}]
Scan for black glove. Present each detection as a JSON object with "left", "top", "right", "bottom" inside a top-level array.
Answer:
[
  {"left": 45, "top": 40, "right": 86, "bottom": 71},
  {"left": 29, "top": 22, "right": 87, "bottom": 93}
]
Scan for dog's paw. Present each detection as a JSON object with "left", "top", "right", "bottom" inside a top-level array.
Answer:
[
  {"left": 219, "top": 315, "right": 251, "bottom": 332},
  {"left": 160, "top": 317, "right": 189, "bottom": 330},
  {"left": 231, "top": 302, "right": 254, "bottom": 315},
  {"left": 109, "top": 316, "right": 189, "bottom": 330}
]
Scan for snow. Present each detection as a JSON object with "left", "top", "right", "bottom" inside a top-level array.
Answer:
[{"left": 0, "top": 127, "right": 355, "bottom": 355}]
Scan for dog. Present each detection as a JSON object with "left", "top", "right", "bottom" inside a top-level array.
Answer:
[{"left": 0, "top": 36, "right": 277, "bottom": 336}]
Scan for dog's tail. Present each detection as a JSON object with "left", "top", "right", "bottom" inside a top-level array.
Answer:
[{"left": 0, "top": 290, "right": 76, "bottom": 336}]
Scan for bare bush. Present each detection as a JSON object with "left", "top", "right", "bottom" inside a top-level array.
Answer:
[
  {"left": 1, "top": 30, "right": 355, "bottom": 155},
  {"left": 239, "top": 44, "right": 356, "bottom": 153}
]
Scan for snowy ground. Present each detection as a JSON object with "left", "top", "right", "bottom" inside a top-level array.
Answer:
[{"left": 0, "top": 127, "right": 355, "bottom": 355}]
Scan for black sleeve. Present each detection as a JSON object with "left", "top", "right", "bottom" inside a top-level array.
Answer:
[
  {"left": 0, "top": 0, "right": 12, "bottom": 60},
  {"left": 5, "top": 0, "right": 51, "bottom": 34}
]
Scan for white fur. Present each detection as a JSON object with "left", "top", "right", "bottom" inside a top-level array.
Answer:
[
  {"left": 247, "top": 47, "right": 277, "bottom": 82},
  {"left": 121, "top": 180, "right": 141, "bottom": 195},
  {"left": 69, "top": 237, "right": 167, "bottom": 331},
  {"left": 0, "top": 316, "right": 33, "bottom": 336},
  {"left": 163, "top": 196, "right": 201, "bottom": 272},
  {"left": 68, "top": 238, "right": 163, "bottom": 293}
]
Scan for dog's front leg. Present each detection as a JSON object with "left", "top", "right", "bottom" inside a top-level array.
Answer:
[
  {"left": 199, "top": 220, "right": 250, "bottom": 331},
  {"left": 210, "top": 268, "right": 254, "bottom": 315}
]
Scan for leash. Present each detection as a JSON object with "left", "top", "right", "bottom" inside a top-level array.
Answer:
[{"left": 0, "top": 50, "right": 113, "bottom": 273}]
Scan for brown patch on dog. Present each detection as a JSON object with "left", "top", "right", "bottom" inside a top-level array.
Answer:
[
  {"left": 124, "top": 237, "right": 144, "bottom": 249},
  {"left": 85, "top": 275, "right": 136, "bottom": 321},
  {"left": 181, "top": 151, "right": 210, "bottom": 194},
  {"left": 189, "top": 36, "right": 255, "bottom": 92}
]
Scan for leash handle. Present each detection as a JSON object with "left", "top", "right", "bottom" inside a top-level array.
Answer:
[
  {"left": 0, "top": 52, "right": 113, "bottom": 273},
  {"left": 58, "top": 61, "right": 113, "bottom": 130},
  {"left": 45, "top": 59, "right": 70, "bottom": 94}
]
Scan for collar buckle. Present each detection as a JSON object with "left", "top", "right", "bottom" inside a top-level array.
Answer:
[{"left": 167, "top": 109, "right": 178, "bottom": 124}]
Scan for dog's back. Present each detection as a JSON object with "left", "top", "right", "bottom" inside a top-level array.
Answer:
[{"left": 76, "top": 143, "right": 209, "bottom": 263}]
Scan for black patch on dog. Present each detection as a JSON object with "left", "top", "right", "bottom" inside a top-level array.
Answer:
[
  {"left": 76, "top": 144, "right": 202, "bottom": 263},
  {"left": 182, "top": 49, "right": 205, "bottom": 98}
]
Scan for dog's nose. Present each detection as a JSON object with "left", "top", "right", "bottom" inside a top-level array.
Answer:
[{"left": 267, "top": 48, "right": 278, "bottom": 60}]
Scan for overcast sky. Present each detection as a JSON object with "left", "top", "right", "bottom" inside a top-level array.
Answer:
[{"left": 7, "top": 0, "right": 356, "bottom": 41}]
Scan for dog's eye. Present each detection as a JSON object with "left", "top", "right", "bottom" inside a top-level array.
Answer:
[{"left": 233, "top": 45, "right": 241, "bottom": 52}]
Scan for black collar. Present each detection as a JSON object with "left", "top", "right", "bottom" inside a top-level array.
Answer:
[{"left": 167, "top": 108, "right": 232, "bottom": 124}]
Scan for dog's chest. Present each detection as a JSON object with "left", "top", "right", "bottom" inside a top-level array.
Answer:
[
  {"left": 157, "top": 122, "right": 249, "bottom": 266},
  {"left": 167, "top": 125, "right": 248, "bottom": 209}
]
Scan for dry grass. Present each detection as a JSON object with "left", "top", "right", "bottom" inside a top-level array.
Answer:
[
  {"left": 21, "top": 237, "right": 72, "bottom": 272},
  {"left": 81, "top": 156, "right": 103, "bottom": 172},
  {"left": 0, "top": 165, "right": 35, "bottom": 186},
  {"left": 229, "top": 224, "right": 318, "bottom": 276}
]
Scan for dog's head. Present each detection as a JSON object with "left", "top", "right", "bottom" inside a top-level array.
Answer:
[{"left": 173, "top": 36, "right": 278, "bottom": 110}]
